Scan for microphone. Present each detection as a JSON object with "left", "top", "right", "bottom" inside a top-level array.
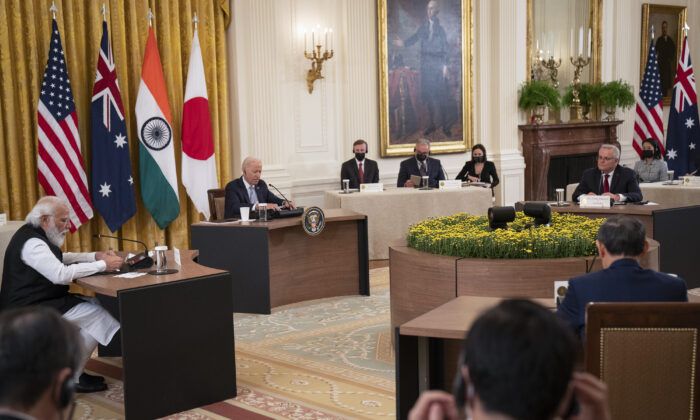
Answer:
[
  {"left": 94, "top": 234, "right": 153, "bottom": 270},
  {"left": 268, "top": 183, "right": 292, "bottom": 208}
]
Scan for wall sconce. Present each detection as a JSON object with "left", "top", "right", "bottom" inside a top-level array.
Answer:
[{"left": 304, "top": 25, "right": 334, "bottom": 94}]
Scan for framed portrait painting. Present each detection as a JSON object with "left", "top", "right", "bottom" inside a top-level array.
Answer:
[
  {"left": 378, "top": 0, "right": 473, "bottom": 157},
  {"left": 640, "top": 4, "right": 687, "bottom": 105}
]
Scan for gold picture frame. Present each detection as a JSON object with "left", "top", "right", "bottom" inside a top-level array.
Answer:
[
  {"left": 378, "top": 0, "right": 472, "bottom": 157},
  {"left": 641, "top": 4, "right": 687, "bottom": 106}
]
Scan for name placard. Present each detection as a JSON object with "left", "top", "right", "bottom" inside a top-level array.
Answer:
[
  {"left": 0, "top": 213, "right": 6, "bottom": 226},
  {"left": 439, "top": 180, "right": 462, "bottom": 189},
  {"left": 360, "top": 183, "right": 383, "bottom": 193},
  {"left": 681, "top": 176, "right": 700, "bottom": 186},
  {"left": 579, "top": 195, "right": 611, "bottom": 208}
]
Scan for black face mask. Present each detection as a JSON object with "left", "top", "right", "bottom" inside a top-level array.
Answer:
[
  {"left": 355, "top": 152, "right": 365, "bottom": 161},
  {"left": 642, "top": 150, "right": 654, "bottom": 159},
  {"left": 416, "top": 153, "right": 427, "bottom": 162},
  {"left": 472, "top": 156, "right": 485, "bottom": 163}
]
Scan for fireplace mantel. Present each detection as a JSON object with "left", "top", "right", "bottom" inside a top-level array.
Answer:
[{"left": 519, "top": 121, "right": 623, "bottom": 201}]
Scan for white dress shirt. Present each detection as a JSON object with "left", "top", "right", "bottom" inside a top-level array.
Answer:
[{"left": 20, "top": 238, "right": 106, "bottom": 285}]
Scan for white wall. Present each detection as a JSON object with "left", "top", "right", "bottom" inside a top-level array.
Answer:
[{"left": 226, "top": 0, "right": 699, "bottom": 207}]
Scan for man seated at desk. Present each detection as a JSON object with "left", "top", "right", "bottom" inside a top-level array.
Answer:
[
  {"left": 224, "top": 156, "right": 296, "bottom": 218},
  {"left": 397, "top": 138, "right": 445, "bottom": 188},
  {"left": 340, "top": 139, "right": 379, "bottom": 188},
  {"left": 572, "top": 144, "right": 642, "bottom": 203},
  {"left": 0, "top": 196, "right": 123, "bottom": 393}
]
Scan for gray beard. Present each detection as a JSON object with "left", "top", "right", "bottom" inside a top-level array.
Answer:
[{"left": 46, "top": 225, "right": 66, "bottom": 247}]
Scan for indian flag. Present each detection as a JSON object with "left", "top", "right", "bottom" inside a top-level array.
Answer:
[
  {"left": 182, "top": 27, "right": 218, "bottom": 220},
  {"left": 135, "top": 27, "right": 179, "bottom": 229}
]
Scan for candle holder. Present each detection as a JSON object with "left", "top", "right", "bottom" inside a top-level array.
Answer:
[
  {"left": 542, "top": 56, "right": 562, "bottom": 123},
  {"left": 569, "top": 55, "right": 590, "bottom": 122},
  {"left": 304, "top": 45, "right": 334, "bottom": 94}
]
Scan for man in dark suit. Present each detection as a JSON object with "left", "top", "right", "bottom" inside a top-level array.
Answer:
[
  {"left": 397, "top": 138, "right": 445, "bottom": 188},
  {"left": 557, "top": 215, "right": 687, "bottom": 341},
  {"left": 572, "top": 144, "right": 643, "bottom": 202},
  {"left": 340, "top": 139, "right": 379, "bottom": 188},
  {"left": 224, "top": 157, "right": 296, "bottom": 218}
]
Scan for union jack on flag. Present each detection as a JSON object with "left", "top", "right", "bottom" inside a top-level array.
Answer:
[{"left": 666, "top": 35, "right": 699, "bottom": 177}]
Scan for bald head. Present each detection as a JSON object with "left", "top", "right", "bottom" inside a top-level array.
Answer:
[{"left": 241, "top": 157, "right": 263, "bottom": 186}]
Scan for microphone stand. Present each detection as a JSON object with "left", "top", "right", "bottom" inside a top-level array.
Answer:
[
  {"left": 268, "top": 184, "right": 292, "bottom": 209},
  {"left": 94, "top": 234, "right": 153, "bottom": 270}
]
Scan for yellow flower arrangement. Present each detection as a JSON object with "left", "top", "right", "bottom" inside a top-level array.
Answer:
[{"left": 407, "top": 212, "right": 604, "bottom": 259}]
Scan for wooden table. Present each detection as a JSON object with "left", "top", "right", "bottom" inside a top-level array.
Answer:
[
  {"left": 324, "top": 187, "right": 492, "bottom": 259},
  {"left": 191, "top": 208, "right": 369, "bottom": 314},
  {"left": 395, "top": 296, "right": 553, "bottom": 418},
  {"left": 76, "top": 250, "right": 236, "bottom": 420}
]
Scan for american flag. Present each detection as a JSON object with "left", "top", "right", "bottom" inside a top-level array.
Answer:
[
  {"left": 37, "top": 19, "right": 93, "bottom": 231},
  {"left": 633, "top": 39, "right": 665, "bottom": 157},
  {"left": 666, "top": 35, "right": 699, "bottom": 177}
]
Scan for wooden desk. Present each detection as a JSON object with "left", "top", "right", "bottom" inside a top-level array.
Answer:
[
  {"left": 518, "top": 201, "right": 700, "bottom": 288},
  {"left": 76, "top": 251, "right": 236, "bottom": 420},
  {"left": 396, "top": 296, "right": 553, "bottom": 418},
  {"left": 566, "top": 181, "right": 700, "bottom": 208},
  {"left": 190, "top": 208, "right": 369, "bottom": 314}
]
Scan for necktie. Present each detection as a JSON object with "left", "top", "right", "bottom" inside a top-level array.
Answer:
[
  {"left": 249, "top": 185, "right": 256, "bottom": 203},
  {"left": 419, "top": 162, "right": 427, "bottom": 177},
  {"left": 359, "top": 162, "right": 364, "bottom": 184},
  {"left": 603, "top": 174, "right": 610, "bottom": 193}
]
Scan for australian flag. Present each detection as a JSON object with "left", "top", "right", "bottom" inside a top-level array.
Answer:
[
  {"left": 666, "top": 35, "right": 700, "bottom": 177},
  {"left": 91, "top": 21, "right": 135, "bottom": 232}
]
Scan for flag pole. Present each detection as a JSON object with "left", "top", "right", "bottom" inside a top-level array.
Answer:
[
  {"left": 101, "top": 3, "right": 106, "bottom": 22},
  {"left": 49, "top": 1, "right": 57, "bottom": 19},
  {"left": 193, "top": 12, "right": 199, "bottom": 32},
  {"left": 147, "top": 8, "right": 154, "bottom": 27},
  {"left": 683, "top": 22, "right": 690, "bottom": 38}
]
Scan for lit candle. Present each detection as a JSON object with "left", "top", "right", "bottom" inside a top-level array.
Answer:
[
  {"left": 304, "top": 30, "right": 307, "bottom": 52},
  {"left": 312, "top": 28, "right": 315, "bottom": 48},
  {"left": 325, "top": 28, "right": 328, "bottom": 51},
  {"left": 549, "top": 31, "right": 554, "bottom": 57},
  {"left": 536, "top": 39, "right": 539, "bottom": 51},
  {"left": 587, "top": 27, "right": 591, "bottom": 57},
  {"left": 558, "top": 32, "right": 561, "bottom": 59},
  {"left": 579, "top": 26, "right": 583, "bottom": 56},
  {"left": 570, "top": 28, "right": 574, "bottom": 57},
  {"left": 330, "top": 28, "right": 333, "bottom": 50}
]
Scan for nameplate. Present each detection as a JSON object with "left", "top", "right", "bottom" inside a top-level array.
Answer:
[
  {"left": 360, "top": 183, "right": 383, "bottom": 193},
  {"left": 579, "top": 195, "right": 611, "bottom": 208},
  {"left": 554, "top": 280, "right": 569, "bottom": 307},
  {"left": 681, "top": 176, "right": 700, "bottom": 186},
  {"left": 439, "top": 180, "right": 462, "bottom": 189},
  {"left": 0, "top": 213, "right": 5, "bottom": 226}
]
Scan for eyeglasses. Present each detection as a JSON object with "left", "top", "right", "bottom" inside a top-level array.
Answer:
[{"left": 597, "top": 155, "right": 616, "bottom": 161}]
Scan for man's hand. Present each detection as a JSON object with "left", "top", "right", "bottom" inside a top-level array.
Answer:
[
  {"left": 586, "top": 192, "right": 596, "bottom": 196},
  {"left": 601, "top": 192, "right": 620, "bottom": 201},
  {"left": 283, "top": 200, "right": 297, "bottom": 210},
  {"left": 96, "top": 251, "right": 123, "bottom": 271},
  {"left": 569, "top": 372, "right": 611, "bottom": 420},
  {"left": 408, "top": 390, "right": 458, "bottom": 420},
  {"left": 405, "top": 180, "right": 415, "bottom": 188}
]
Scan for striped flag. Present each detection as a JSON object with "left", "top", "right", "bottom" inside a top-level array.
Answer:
[
  {"left": 182, "top": 27, "right": 218, "bottom": 220},
  {"left": 91, "top": 20, "right": 136, "bottom": 232},
  {"left": 633, "top": 38, "right": 665, "bottom": 157},
  {"left": 136, "top": 27, "right": 179, "bottom": 229},
  {"left": 37, "top": 19, "right": 93, "bottom": 232}
]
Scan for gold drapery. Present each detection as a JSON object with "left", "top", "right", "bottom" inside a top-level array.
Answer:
[{"left": 0, "top": 0, "right": 231, "bottom": 253}]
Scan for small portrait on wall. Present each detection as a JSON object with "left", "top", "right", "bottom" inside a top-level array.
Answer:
[
  {"left": 641, "top": 4, "right": 687, "bottom": 104},
  {"left": 378, "top": 0, "right": 472, "bottom": 157}
]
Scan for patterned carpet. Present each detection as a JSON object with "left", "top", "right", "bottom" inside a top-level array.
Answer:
[{"left": 76, "top": 267, "right": 395, "bottom": 419}]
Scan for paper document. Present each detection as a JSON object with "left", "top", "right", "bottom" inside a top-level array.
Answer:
[{"left": 114, "top": 272, "right": 147, "bottom": 278}]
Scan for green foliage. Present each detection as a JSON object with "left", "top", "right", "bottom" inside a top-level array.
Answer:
[
  {"left": 518, "top": 80, "right": 561, "bottom": 110},
  {"left": 407, "top": 212, "right": 604, "bottom": 259},
  {"left": 562, "top": 82, "right": 602, "bottom": 107},
  {"left": 599, "top": 80, "right": 636, "bottom": 110}
]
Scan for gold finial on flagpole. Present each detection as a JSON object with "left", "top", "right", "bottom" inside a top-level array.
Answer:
[
  {"left": 683, "top": 22, "right": 690, "bottom": 37},
  {"left": 193, "top": 12, "right": 199, "bottom": 32},
  {"left": 49, "top": 1, "right": 58, "bottom": 19},
  {"left": 147, "top": 8, "right": 154, "bottom": 27},
  {"left": 101, "top": 3, "right": 107, "bottom": 21},
  {"left": 651, "top": 25, "right": 655, "bottom": 40}
]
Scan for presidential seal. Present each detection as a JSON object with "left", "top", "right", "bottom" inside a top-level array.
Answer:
[{"left": 302, "top": 206, "right": 325, "bottom": 236}]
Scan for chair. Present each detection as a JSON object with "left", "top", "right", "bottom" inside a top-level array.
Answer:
[
  {"left": 207, "top": 188, "right": 226, "bottom": 221},
  {"left": 585, "top": 302, "right": 700, "bottom": 420}
]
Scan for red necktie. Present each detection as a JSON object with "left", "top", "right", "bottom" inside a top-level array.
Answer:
[
  {"left": 359, "top": 162, "right": 364, "bottom": 184},
  {"left": 603, "top": 174, "right": 610, "bottom": 193}
]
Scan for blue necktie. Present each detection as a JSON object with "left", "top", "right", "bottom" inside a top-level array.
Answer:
[{"left": 249, "top": 186, "right": 256, "bottom": 203}]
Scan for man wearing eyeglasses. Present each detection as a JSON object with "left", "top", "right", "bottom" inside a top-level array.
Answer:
[
  {"left": 572, "top": 144, "right": 643, "bottom": 203},
  {"left": 0, "top": 196, "right": 123, "bottom": 394}
]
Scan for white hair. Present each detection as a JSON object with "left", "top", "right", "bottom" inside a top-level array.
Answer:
[
  {"left": 416, "top": 138, "right": 431, "bottom": 148},
  {"left": 599, "top": 144, "right": 620, "bottom": 159},
  {"left": 25, "top": 196, "right": 69, "bottom": 227},
  {"left": 241, "top": 156, "right": 261, "bottom": 172}
]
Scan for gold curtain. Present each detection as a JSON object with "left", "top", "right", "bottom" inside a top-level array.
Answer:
[{"left": 0, "top": 0, "right": 232, "bottom": 253}]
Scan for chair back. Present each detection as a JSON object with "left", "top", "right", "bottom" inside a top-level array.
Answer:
[
  {"left": 207, "top": 188, "right": 226, "bottom": 221},
  {"left": 585, "top": 302, "right": 700, "bottom": 420}
]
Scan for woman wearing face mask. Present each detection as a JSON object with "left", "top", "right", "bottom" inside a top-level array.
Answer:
[
  {"left": 456, "top": 144, "right": 499, "bottom": 194},
  {"left": 633, "top": 138, "right": 668, "bottom": 182}
]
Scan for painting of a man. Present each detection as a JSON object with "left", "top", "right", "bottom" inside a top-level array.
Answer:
[{"left": 656, "top": 20, "right": 676, "bottom": 97}]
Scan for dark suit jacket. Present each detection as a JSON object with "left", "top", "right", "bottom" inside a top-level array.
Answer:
[
  {"left": 455, "top": 160, "right": 500, "bottom": 188},
  {"left": 224, "top": 177, "right": 284, "bottom": 218},
  {"left": 557, "top": 258, "right": 687, "bottom": 341},
  {"left": 572, "top": 165, "right": 643, "bottom": 202},
  {"left": 340, "top": 158, "right": 379, "bottom": 188},
  {"left": 396, "top": 157, "right": 445, "bottom": 188}
]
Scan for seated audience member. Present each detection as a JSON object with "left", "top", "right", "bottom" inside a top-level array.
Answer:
[
  {"left": 633, "top": 138, "right": 669, "bottom": 182},
  {"left": 0, "top": 306, "right": 81, "bottom": 420},
  {"left": 397, "top": 138, "right": 445, "bottom": 188},
  {"left": 557, "top": 215, "right": 687, "bottom": 340},
  {"left": 408, "top": 299, "right": 611, "bottom": 420},
  {"left": 572, "top": 144, "right": 643, "bottom": 202},
  {"left": 224, "top": 156, "right": 296, "bottom": 218},
  {"left": 0, "top": 196, "right": 122, "bottom": 393},
  {"left": 340, "top": 139, "right": 379, "bottom": 188},
  {"left": 455, "top": 143, "right": 499, "bottom": 194}
]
